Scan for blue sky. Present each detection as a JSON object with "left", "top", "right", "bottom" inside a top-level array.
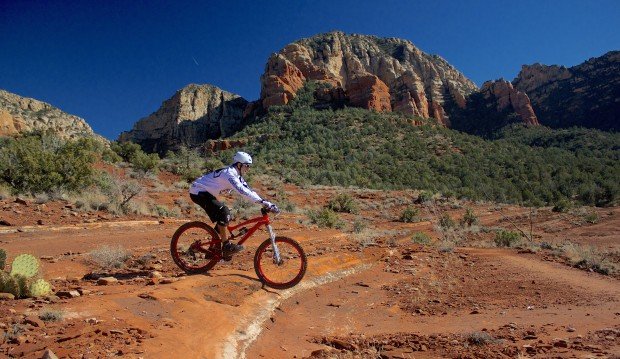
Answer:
[{"left": 1, "top": 0, "right": 619, "bottom": 139}]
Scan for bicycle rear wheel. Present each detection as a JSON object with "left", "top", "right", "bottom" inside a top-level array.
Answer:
[
  {"left": 254, "top": 236, "right": 307, "bottom": 289},
  {"left": 170, "top": 221, "right": 221, "bottom": 274}
]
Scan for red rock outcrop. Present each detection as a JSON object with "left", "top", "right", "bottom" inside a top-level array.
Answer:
[
  {"left": 480, "top": 80, "right": 539, "bottom": 125},
  {"left": 261, "top": 53, "right": 307, "bottom": 108},
  {"left": 347, "top": 74, "right": 391, "bottom": 112},
  {"left": 513, "top": 51, "right": 619, "bottom": 131},
  {"left": 119, "top": 84, "right": 248, "bottom": 154},
  {"left": 0, "top": 89, "right": 104, "bottom": 141},
  {"left": 259, "top": 31, "right": 478, "bottom": 124}
]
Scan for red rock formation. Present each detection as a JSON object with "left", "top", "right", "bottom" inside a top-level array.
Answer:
[
  {"left": 481, "top": 80, "right": 539, "bottom": 125},
  {"left": 259, "top": 31, "right": 478, "bottom": 124},
  {"left": 347, "top": 74, "right": 391, "bottom": 112},
  {"left": 203, "top": 139, "right": 248, "bottom": 152},
  {"left": 513, "top": 51, "right": 619, "bottom": 130},
  {"left": 261, "top": 54, "right": 306, "bottom": 108},
  {"left": 0, "top": 89, "right": 103, "bottom": 141}
]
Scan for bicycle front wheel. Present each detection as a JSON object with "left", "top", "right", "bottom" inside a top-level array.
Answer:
[
  {"left": 170, "top": 221, "right": 221, "bottom": 274},
  {"left": 254, "top": 236, "right": 307, "bottom": 289}
]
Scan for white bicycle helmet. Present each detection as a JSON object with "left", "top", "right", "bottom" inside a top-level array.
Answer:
[{"left": 232, "top": 151, "right": 253, "bottom": 165}]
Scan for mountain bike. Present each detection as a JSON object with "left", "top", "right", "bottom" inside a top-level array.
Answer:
[{"left": 170, "top": 207, "right": 307, "bottom": 289}]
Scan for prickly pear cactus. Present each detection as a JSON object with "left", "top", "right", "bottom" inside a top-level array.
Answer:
[
  {"left": 0, "top": 271, "right": 10, "bottom": 293},
  {"left": 29, "top": 279, "right": 52, "bottom": 297},
  {"left": 0, "top": 248, "right": 6, "bottom": 270},
  {"left": 2, "top": 274, "right": 28, "bottom": 298},
  {"left": 10, "top": 254, "right": 39, "bottom": 278}
]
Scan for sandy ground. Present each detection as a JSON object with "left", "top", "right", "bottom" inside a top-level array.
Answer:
[{"left": 0, "top": 183, "right": 618, "bottom": 358}]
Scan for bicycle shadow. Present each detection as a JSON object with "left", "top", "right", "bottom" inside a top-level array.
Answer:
[{"left": 201, "top": 272, "right": 281, "bottom": 295}]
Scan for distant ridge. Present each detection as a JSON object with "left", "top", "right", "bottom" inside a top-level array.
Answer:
[
  {"left": 513, "top": 51, "right": 619, "bottom": 131},
  {"left": 0, "top": 89, "right": 105, "bottom": 141}
]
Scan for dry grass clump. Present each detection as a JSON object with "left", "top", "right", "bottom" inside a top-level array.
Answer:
[
  {"left": 0, "top": 184, "right": 11, "bottom": 200},
  {"left": 307, "top": 208, "right": 344, "bottom": 229},
  {"left": 494, "top": 230, "right": 521, "bottom": 247},
  {"left": 39, "top": 309, "right": 64, "bottom": 322},
  {"left": 231, "top": 198, "right": 258, "bottom": 220},
  {"left": 399, "top": 206, "right": 420, "bottom": 223},
  {"left": 327, "top": 193, "right": 359, "bottom": 214},
  {"left": 561, "top": 242, "right": 616, "bottom": 275},
  {"left": 88, "top": 245, "right": 131, "bottom": 270},
  {"left": 411, "top": 232, "right": 432, "bottom": 245},
  {"left": 465, "top": 331, "right": 498, "bottom": 346},
  {"left": 174, "top": 197, "right": 193, "bottom": 214},
  {"left": 150, "top": 204, "right": 181, "bottom": 218},
  {"left": 351, "top": 218, "right": 366, "bottom": 233}
]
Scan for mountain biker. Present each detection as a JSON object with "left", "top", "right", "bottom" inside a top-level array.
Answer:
[{"left": 189, "top": 151, "right": 279, "bottom": 256}]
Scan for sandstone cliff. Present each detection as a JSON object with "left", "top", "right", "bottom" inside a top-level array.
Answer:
[
  {"left": 119, "top": 84, "right": 249, "bottom": 154},
  {"left": 0, "top": 89, "right": 102, "bottom": 141},
  {"left": 260, "top": 31, "right": 478, "bottom": 125},
  {"left": 480, "top": 80, "right": 539, "bottom": 126},
  {"left": 513, "top": 51, "right": 619, "bottom": 131},
  {"left": 446, "top": 79, "right": 539, "bottom": 136}
]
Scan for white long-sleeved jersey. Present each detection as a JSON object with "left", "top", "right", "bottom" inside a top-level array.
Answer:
[{"left": 189, "top": 166, "right": 263, "bottom": 203}]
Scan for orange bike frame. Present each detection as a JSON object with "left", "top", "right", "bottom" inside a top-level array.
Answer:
[{"left": 226, "top": 212, "right": 270, "bottom": 246}]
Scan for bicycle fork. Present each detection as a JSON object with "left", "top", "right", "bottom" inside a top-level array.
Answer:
[{"left": 266, "top": 225, "right": 282, "bottom": 265}]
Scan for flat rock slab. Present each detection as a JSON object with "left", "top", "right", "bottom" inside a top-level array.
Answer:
[{"left": 97, "top": 277, "right": 119, "bottom": 285}]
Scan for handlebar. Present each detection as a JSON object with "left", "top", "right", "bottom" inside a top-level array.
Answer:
[{"left": 261, "top": 206, "right": 281, "bottom": 216}]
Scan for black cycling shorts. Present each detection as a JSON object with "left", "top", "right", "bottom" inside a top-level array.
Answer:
[{"left": 190, "top": 191, "right": 231, "bottom": 225}]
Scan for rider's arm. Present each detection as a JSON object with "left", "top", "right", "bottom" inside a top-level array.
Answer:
[{"left": 227, "top": 175, "right": 263, "bottom": 204}]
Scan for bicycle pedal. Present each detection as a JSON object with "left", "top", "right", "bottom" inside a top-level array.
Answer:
[{"left": 222, "top": 255, "right": 233, "bottom": 262}]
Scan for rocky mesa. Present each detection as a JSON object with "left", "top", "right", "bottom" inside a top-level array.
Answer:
[
  {"left": 513, "top": 50, "right": 619, "bottom": 131},
  {"left": 260, "top": 31, "right": 479, "bottom": 126},
  {"left": 119, "top": 84, "right": 249, "bottom": 154},
  {"left": 0, "top": 89, "right": 102, "bottom": 141}
]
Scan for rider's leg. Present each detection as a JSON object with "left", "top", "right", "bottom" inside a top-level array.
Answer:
[
  {"left": 215, "top": 222, "right": 228, "bottom": 244},
  {"left": 217, "top": 207, "right": 243, "bottom": 254}
]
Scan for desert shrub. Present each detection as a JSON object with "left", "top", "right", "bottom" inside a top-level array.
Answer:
[
  {"left": 351, "top": 218, "right": 366, "bottom": 233},
  {"left": 110, "top": 141, "right": 159, "bottom": 174},
  {"left": 540, "top": 242, "right": 554, "bottom": 250},
  {"left": 494, "top": 230, "right": 521, "bottom": 247},
  {"left": 399, "top": 206, "right": 420, "bottom": 223},
  {"left": 88, "top": 176, "right": 142, "bottom": 215},
  {"left": 231, "top": 198, "right": 256, "bottom": 219},
  {"left": 466, "top": 331, "right": 497, "bottom": 346},
  {"left": 0, "top": 183, "right": 11, "bottom": 199},
  {"left": 174, "top": 181, "right": 190, "bottom": 189},
  {"left": 162, "top": 146, "right": 205, "bottom": 182},
  {"left": 203, "top": 158, "right": 225, "bottom": 173},
  {"left": 151, "top": 204, "right": 179, "bottom": 217},
  {"left": 327, "top": 193, "right": 359, "bottom": 214},
  {"left": 353, "top": 232, "right": 378, "bottom": 248},
  {"left": 281, "top": 200, "right": 296, "bottom": 212},
  {"left": 438, "top": 239, "right": 455, "bottom": 253},
  {"left": 39, "top": 309, "right": 64, "bottom": 322},
  {"left": 438, "top": 214, "right": 455, "bottom": 229},
  {"left": 411, "top": 232, "right": 432, "bottom": 245},
  {"left": 130, "top": 151, "right": 160, "bottom": 174},
  {"left": 88, "top": 245, "right": 131, "bottom": 270},
  {"left": 101, "top": 147, "right": 122, "bottom": 163},
  {"left": 307, "top": 208, "right": 344, "bottom": 229},
  {"left": 0, "top": 133, "right": 97, "bottom": 193},
  {"left": 561, "top": 242, "right": 614, "bottom": 275},
  {"left": 417, "top": 191, "right": 435, "bottom": 203},
  {"left": 3, "top": 324, "right": 26, "bottom": 342},
  {"left": 585, "top": 212, "right": 599, "bottom": 224},
  {"left": 110, "top": 141, "right": 142, "bottom": 161},
  {"left": 552, "top": 198, "right": 572, "bottom": 213},
  {"left": 460, "top": 208, "right": 478, "bottom": 227}
]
